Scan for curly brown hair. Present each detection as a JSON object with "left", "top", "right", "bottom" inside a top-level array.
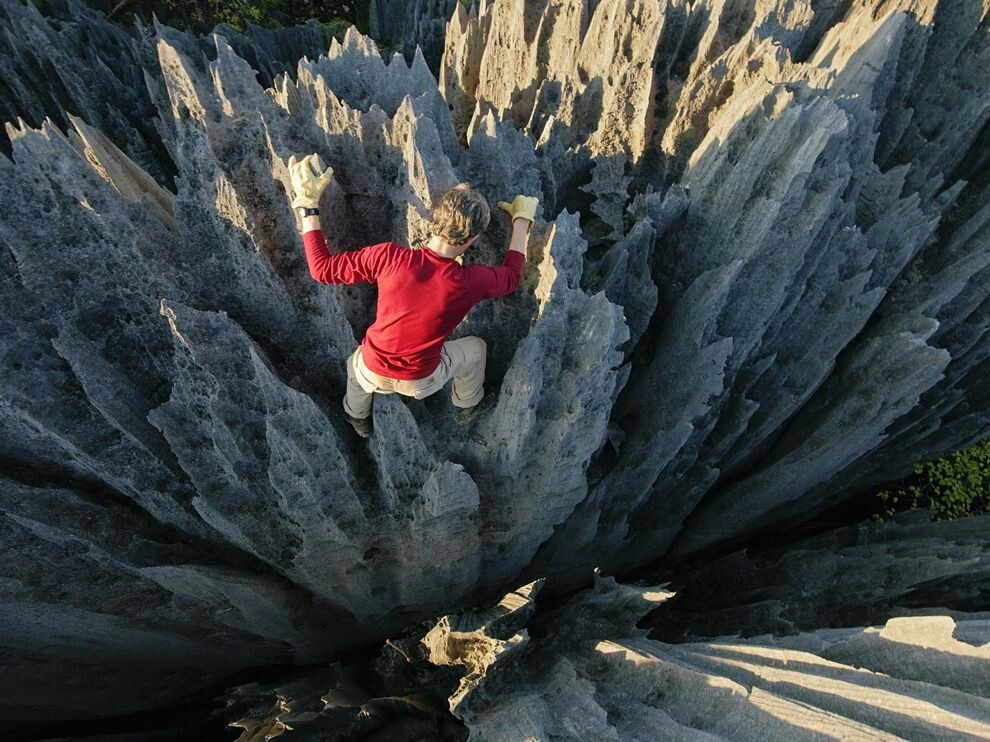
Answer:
[{"left": 431, "top": 184, "right": 490, "bottom": 245}]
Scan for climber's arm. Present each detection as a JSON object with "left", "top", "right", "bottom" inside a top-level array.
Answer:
[
  {"left": 469, "top": 210, "right": 535, "bottom": 299},
  {"left": 507, "top": 217, "right": 530, "bottom": 256},
  {"left": 301, "top": 213, "right": 321, "bottom": 233},
  {"left": 499, "top": 195, "right": 539, "bottom": 258},
  {"left": 288, "top": 151, "right": 332, "bottom": 262},
  {"left": 301, "top": 227, "right": 392, "bottom": 285},
  {"left": 289, "top": 152, "right": 387, "bottom": 284},
  {"left": 469, "top": 249, "right": 525, "bottom": 298}
]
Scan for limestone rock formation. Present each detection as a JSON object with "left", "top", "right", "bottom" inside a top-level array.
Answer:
[
  {"left": 222, "top": 663, "right": 466, "bottom": 741},
  {"left": 446, "top": 0, "right": 990, "bottom": 576},
  {"left": 0, "top": 0, "right": 988, "bottom": 728},
  {"left": 369, "top": 0, "right": 458, "bottom": 72},
  {"left": 644, "top": 510, "right": 990, "bottom": 642},
  {"left": 218, "top": 541, "right": 990, "bottom": 740},
  {"left": 447, "top": 574, "right": 990, "bottom": 741}
]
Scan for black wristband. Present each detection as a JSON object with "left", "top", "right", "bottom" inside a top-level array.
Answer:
[{"left": 299, "top": 207, "right": 320, "bottom": 216}]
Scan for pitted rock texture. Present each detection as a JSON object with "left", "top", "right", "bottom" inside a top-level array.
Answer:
[
  {"left": 0, "top": 0, "right": 989, "bottom": 725},
  {"left": 0, "top": 0, "right": 336, "bottom": 177},
  {"left": 218, "top": 562, "right": 990, "bottom": 740},
  {"left": 446, "top": 0, "right": 990, "bottom": 576}
]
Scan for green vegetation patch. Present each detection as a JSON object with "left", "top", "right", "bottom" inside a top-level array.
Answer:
[
  {"left": 877, "top": 437, "right": 990, "bottom": 521},
  {"left": 91, "top": 0, "right": 370, "bottom": 34}
]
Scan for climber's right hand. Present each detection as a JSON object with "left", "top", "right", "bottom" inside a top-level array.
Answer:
[
  {"left": 498, "top": 195, "right": 539, "bottom": 226},
  {"left": 289, "top": 154, "right": 334, "bottom": 210}
]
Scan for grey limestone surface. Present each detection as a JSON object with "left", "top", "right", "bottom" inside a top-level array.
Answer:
[
  {"left": 0, "top": 0, "right": 988, "bottom": 728},
  {"left": 220, "top": 557, "right": 990, "bottom": 740}
]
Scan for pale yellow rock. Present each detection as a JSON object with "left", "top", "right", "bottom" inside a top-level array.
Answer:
[
  {"left": 442, "top": 0, "right": 677, "bottom": 160},
  {"left": 67, "top": 115, "right": 177, "bottom": 233}
]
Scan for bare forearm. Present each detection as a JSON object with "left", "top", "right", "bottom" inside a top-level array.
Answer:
[
  {"left": 508, "top": 218, "right": 530, "bottom": 256},
  {"left": 301, "top": 213, "right": 321, "bottom": 233}
]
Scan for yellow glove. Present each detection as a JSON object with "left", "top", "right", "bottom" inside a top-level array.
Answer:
[
  {"left": 288, "top": 153, "right": 334, "bottom": 209},
  {"left": 498, "top": 195, "right": 539, "bottom": 225}
]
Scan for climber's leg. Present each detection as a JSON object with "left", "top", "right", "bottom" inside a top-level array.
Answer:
[
  {"left": 343, "top": 348, "right": 381, "bottom": 421},
  {"left": 443, "top": 336, "right": 487, "bottom": 409}
]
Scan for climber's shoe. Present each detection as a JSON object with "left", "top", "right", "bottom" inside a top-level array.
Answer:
[
  {"left": 453, "top": 404, "right": 479, "bottom": 424},
  {"left": 345, "top": 412, "right": 373, "bottom": 438}
]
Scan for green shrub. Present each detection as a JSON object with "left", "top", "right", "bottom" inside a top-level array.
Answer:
[
  {"left": 95, "top": 0, "right": 369, "bottom": 34},
  {"left": 876, "top": 436, "right": 990, "bottom": 521}
]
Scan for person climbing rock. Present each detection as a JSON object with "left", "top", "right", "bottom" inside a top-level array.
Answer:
[{"left": 288, "top": 153, "right": 538, "bottom": 437}]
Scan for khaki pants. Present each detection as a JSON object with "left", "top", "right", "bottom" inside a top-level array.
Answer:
[{"left": 343, "top": 336, "right": 486, "bottom": 419}]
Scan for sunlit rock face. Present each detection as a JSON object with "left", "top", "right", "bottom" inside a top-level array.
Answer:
[
  {"left": 445, "top": 0, "right": 990, "bottom": 576},
  {"left": 445, "top": 573, "right": 990, "bottom": 741},
  {"left": 0, "top": 0, "right": 988, "bottom": 725}
]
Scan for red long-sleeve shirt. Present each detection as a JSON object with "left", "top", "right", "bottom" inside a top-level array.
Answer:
[{"left": 303, "top": 230, "right": 524, "bottom": 379}]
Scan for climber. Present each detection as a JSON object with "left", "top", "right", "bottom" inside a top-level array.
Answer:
[{"left": 288, "top": 153, "right": 538, "bottom": 437}]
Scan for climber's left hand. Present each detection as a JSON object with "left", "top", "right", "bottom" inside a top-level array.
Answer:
[{"left": 289, "top": 154, "right": 334, "bottom": 210}]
